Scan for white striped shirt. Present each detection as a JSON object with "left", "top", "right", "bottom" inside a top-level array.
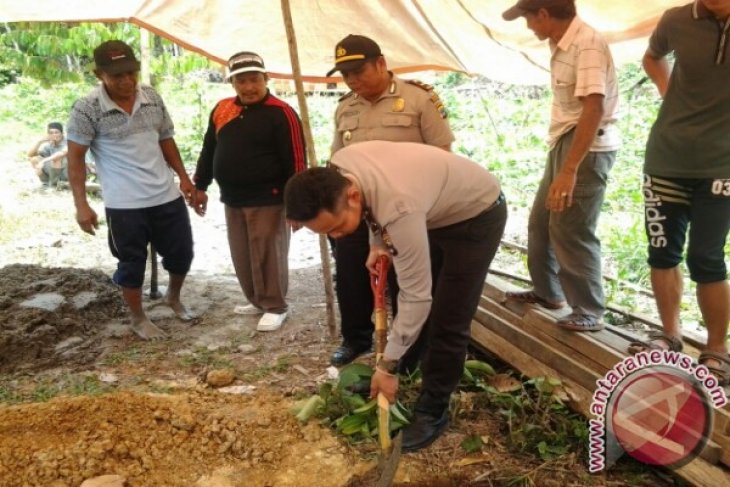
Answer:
[{"left": 548, "top": 17, "right": 620, "bottom": 151}]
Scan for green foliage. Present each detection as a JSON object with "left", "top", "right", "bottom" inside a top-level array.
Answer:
[
  {"left": 461, "top": 358, "right": 496, "bottom": 387},
  {"left": 0, "top": 374, "right": 114, "bottom": 404},
  {"left": 475, "top": 376, "right": 588, "bottom": 461},
  {"left": 457, "top": 366, "right": 588, "bottom": 461},
  {"left": 460, "top": 434, "right": 484, "bottom": 453},
  {"left": 289, "top": 363, "right": 412, "bottom": 443},
  {"left": 0, "top": 22, "right": 139, "bottom": 84},
  {"left": 0, "top": 22, "right": 218, "bottom": 87}
]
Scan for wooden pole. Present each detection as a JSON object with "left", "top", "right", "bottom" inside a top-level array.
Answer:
[{"left": 280, "top": 0, "right": 336, "bottom": 336}]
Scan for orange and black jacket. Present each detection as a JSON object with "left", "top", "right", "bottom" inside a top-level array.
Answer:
[{"left": 193, "top": 91, "right": 306, "bottom": 207}]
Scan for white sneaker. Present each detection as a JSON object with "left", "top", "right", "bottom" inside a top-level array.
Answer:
[
  {"left": 233, "top": 304, "right": 263, "bottom": 315},
  {"left": 257, "top": 312, "right": 288, "bottom": 331}
]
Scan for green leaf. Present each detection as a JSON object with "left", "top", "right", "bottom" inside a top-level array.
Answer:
[
  {"left": 461, "top": 435, "right": 483, "bottom": 453},
  {"left": 336, "top": 363, "right": 373, "bottom": 391}
]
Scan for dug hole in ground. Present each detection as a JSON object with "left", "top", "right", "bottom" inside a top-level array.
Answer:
[{"left": 0, "top": 144, "right": 667, "bottom": 487}]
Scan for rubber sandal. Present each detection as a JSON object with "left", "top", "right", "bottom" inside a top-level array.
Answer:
[
  {"left": 698, "top": 351, "right": 730, "bottom": 387},
  {"left": 556, "top": 313, "right": 604, "bottom": 332},
  {"left": 504, "top": 290, "right": 565, "bottom": 310},
  {"left": 627, "top": 331, "right": 683, "bottom": 355}
]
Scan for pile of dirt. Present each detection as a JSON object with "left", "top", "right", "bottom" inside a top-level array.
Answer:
[
  {"left": 0, "top": 264, "right": 126, "bottom": 373},
  {"left": 0, "top": 389, "right": 362, "bottom": 487}
]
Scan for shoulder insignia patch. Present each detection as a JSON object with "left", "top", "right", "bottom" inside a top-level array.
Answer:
[
  {"left": 338, "top": 91, "right": 355, "bottom": 102},
  {"left": 405, "top": 79, "right": 433, "bottom": 91},
  {"left": 407, "top": 80, "right": 447, "bottom": 119}
]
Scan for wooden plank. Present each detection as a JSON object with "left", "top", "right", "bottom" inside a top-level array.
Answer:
[
  {"left": 529, "top": 307, "right": 635, "bottom": 362},
  {"left": 516, "top": 308, "right": 612, "bottom": 374},
  {"left": 607, "top": 302, "right": 707, "bottom": 350},
  {"left": 674, "top": 456, "right": 730, "bottom": 487},
  {"left": 474, "top": 306, "right": 600, "bottom": 392},
  {"left": 493, "top": 298, "right": 625, "bottom": 372},
  {"left": 604, "top": 323, "right": 704, "bottom": 359},
  {"left": 711, "top": 435, "right": 730, "bottom": 469},
  {"left": 470, "top": 320, "right": 593, "bottom": 417}
]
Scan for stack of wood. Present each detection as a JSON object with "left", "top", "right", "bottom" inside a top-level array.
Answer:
[{"left": 470, "top": 274, "right": 730, "bottom": 486}]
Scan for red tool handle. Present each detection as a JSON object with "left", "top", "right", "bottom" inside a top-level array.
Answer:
[{"left": 370, "top": 255, "right": 390, "bottom": 311}]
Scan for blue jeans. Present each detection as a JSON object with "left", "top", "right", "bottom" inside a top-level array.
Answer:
[{"left": 527, "top": 130, "right": 615, "bottom": 318}]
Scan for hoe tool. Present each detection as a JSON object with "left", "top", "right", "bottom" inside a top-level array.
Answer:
[{"left": 370, "top": 255, "right": 402, "bottom": 487}]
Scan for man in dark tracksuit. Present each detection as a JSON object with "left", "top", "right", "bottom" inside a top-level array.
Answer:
[{"left": 192, "top": 51, "right": 306, "bottom": 332}]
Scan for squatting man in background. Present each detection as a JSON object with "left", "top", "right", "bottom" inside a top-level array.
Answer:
[
  {"left": 66, "top": 40, "right": 196, "bottom": 340},
  {"left": 284, "top": 140, "right": 507, "bottom": 452},
  {"left": 28, "top": 122, "right": 68, "bottom": 190},
  {"left": 192, "top": 51, "right": 306, "bottom": 332},
  {"left": 502, "top": 0, "right": 620, "bottom": 332}
]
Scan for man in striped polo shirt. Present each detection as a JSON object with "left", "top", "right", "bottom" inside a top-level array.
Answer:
[
  {"left": 502, "top": 0, "right": 620, "bottom": 331},
  {"left": 67, "top": 40, "right": 196, "bottom": 341}
]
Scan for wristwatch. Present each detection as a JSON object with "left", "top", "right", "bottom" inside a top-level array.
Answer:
[{"left": 376, "top": 357, "right": 398, "bottom": 375}]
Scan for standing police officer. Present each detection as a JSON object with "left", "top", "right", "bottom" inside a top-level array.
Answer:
[{"left": 326, "top": 34, "right": 454, "bottom": 367}]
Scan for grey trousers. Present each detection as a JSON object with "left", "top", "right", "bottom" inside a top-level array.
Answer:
[
  {"left": 527, "top": 130, "right": 616, "bottom": 318},
  {"left": 225, "top": 204, "right": 290, "bottom": 314}
]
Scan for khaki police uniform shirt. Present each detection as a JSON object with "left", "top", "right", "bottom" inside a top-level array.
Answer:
[{"left": 331, "top": 75, "right": 454, "bottom": 153}]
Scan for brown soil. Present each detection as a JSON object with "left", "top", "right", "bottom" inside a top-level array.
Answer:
[{"left": 0, "top": 144, "right": 670, "bottom": 486}]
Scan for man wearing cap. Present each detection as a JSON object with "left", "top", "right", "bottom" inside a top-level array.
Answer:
[
  {"left": 502, "top": 0, "right": 620, "bottom": 332},
  {"left": 326, "top": 34, "right": 455, "bottom": 367},
  {"left": 66, "top": 40, "right": 196, "bottom": 341},
  {"left": 192, "top": 52, "right": 306, "bottom": 332},
  {"left": 28, "top": 122, "right": 68, "bottom": 189}
]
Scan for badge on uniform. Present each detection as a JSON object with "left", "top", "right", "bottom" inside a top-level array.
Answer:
[
  {"left": 343, "top": 130, "right": 352, "bottom": 142},
  {"left": 392, "top": 98, "right": 405, "bottom": 112}
]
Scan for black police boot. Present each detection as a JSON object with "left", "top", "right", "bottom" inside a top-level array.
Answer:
[
  {"left": 402, "top": 407, "right": 449, "bottom": 452},
  {"left": 330, "top": 342, "right": 371, "bottom": 367},
  {"left": 402, "top": 391, "right": 450, "bottom": 452}
]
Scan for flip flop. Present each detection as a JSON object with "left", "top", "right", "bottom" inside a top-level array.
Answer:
[
  {"left": 557, "top": 313, "right": 604, "bottom": 332},
  {"left": 698, "top": 350, "right": 730, "bottom": 387},
  {"left": 627, "top": 331, "right": 683, "bottom": 355},
  {"left": 504, "top": 290, "right": 565, "bottom": 310}
]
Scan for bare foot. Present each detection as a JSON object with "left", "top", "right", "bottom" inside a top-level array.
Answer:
[
  {"left": 130, "top": 316, "right": 168, "bottom": 340},
  {"left": 148, "top": 296, "right": 194, "bottom": 321},
  {"left": 165, "top": 297, "right": 193, "bottom": 321}
]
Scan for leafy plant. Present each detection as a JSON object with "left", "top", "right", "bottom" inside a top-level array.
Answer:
[
  {"left": 474, "top": 375, "right": 588, "bottom": 461},
  {"left": 290, "top": 363, "right": 411, "bottom": 443}
]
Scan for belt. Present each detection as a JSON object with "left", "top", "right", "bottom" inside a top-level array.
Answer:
[{"left": 485, "top": 192, "right": 505, "bottom": 212}]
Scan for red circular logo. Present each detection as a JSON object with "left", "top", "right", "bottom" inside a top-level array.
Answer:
[{"left": 609, "top": 367, "right": 712, "bottom": 468}]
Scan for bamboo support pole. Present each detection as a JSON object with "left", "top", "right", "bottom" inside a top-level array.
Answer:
[{"left": 280, "top": 0, "right": 336, "bottom": 336}]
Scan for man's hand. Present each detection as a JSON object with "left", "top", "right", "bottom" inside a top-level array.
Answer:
[
  {"left": 179, "top": 177, "right": 195, "bottom": 207},
  {"left": 370, "top": 369, "right": 399, "bottom": 404},
  {"left": 366, "top": 245, "right": 391, "bottom": 274},
  {"left": 192, "top": 189, "right": 208, "bottom": 216},
  {"left": 76, "top": 203, "right": 99, "bottom": 235},
  {"left": 546, "top": 170, "right": 577, "bottom": 212}
]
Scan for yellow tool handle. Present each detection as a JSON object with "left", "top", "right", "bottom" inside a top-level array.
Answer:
[{"left": 377, "top": 392, "right": 392, "bottom": 450}]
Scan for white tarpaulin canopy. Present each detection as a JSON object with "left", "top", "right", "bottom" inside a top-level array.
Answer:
[{"left": 0, "top": 0, "right": 688, "bottom": 84}]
